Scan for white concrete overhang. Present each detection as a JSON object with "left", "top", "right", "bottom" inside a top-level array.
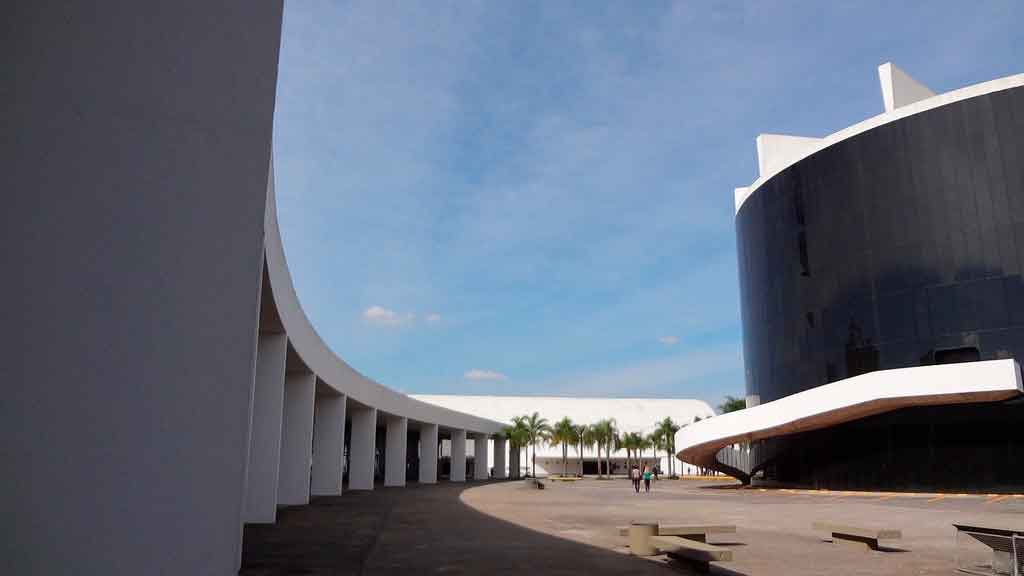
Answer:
[
  {"left": 676, "top": 359, "right": 1023, "bottom": 469},
  {"left": 263, "top": 161, "right": 506, "bottom": 436},
  {"left": 735, "top": 67, "right": 1024, "bottom": 213}
]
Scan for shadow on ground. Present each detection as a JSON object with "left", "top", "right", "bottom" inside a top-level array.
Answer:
[{"left": 240, "top": 480, "right": 689, "bottom": 575}]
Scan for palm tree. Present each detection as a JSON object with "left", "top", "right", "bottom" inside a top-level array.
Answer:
[
  {"left": 583, "top": 425, "right": 600, "bottom": 477},
  {"left": 573, "top": 424, "right": 587, "bottom": 477},
  {"left": 550, "top": 417, "right": 576, "bottom": 477},
  {"left": 592, "top": 419, "right": 617, "bottom": 477},
  {"left": 649, "top": 429, "right": 665, "bottom": 475},
  {"left": 523, "top": 412, "right": 551, "bottom": 478},
  {"left": 638, "top": 433, "right": 652, "bottom": 470},
  {"left": 619, "top": 432, "right": 640, "bottom": 473},
  {"left": 655, "top": 417, "right": 682, "bottom": 477},
  {"left": 504, "top": 417, "right": 530, "bottom": 479}
]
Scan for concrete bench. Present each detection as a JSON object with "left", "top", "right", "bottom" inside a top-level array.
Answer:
[
  {"left": 618, "top": 523, "right": 736, "bottom": 541},
  {"left": 813, "top": 521, "right": 901, "bottom": 551},
  {"left": 953, "top": 523, "right": 1024, "bottom": 575},
  {"left": 650, "top": 535, "right": 733, "bottom": 572}
]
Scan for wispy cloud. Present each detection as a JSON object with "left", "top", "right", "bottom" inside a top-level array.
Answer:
[
  {"left": 464, "top": 369, "right": 508, "bottom": 382},
  {"left": 658, "top": 336, "right": 680, "bottom": 346},
  {"left": 425, "top": 312, "right": 442, "bottom": 324},
  {"left": 362, "top": 305, "right": 414, "bottom": 327},
  {"left": 531, "top": 341, "right": 741, "bottom": 400}
]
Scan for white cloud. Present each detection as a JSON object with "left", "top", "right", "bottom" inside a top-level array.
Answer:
[
  {"left": 425, "top": 312, "right": 442, "bottom": 324},
  {"left": 658, "top": 335, "right": 680, "bottom": 346},
  {"left": 464, "top": 369, "right": 508, "bottom": 382},
  {"left": 362, "top": 305, "right": 414, "bottom": 327}
]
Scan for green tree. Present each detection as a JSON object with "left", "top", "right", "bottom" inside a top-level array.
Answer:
[
  {"left": 573, "top": 424, "right": 587, "bottom": 477},
  {"left": 550, "top": 416, "right": 576, "bottom": 477},
  {"left": 718, "top": 395, "right": 746, "bottom": 414},
  {"left": 654, "top": 417, "right": 682, "bottom": 477},
  {"left": 620, "top": 431, "right": 644, "bottom": 473},
  {"left": 648, "top": 429, "right": 665, "bottom": 475},
  {"left": 504, "top": 417, "right": 530, "bottom": 479},
  {"left": 583, "top": 425, "right": 600, "bottom": 477},
  {"left": 523, "top": 412, "right": 551, "bottom": 478},
  {"left": 592, "top": 419, "right": 617, "bottom": 477}
]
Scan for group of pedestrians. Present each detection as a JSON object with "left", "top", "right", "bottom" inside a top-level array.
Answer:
[{"left": 629, "top": 464, "right": 656, "bottom": 493}]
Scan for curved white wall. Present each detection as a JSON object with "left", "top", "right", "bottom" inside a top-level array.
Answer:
[
  {"left": 264, "top": 164, "right": 505, "bottom": 436},
  {"left": 735, "top": 72, "right": 1024, "bottom": 213}
]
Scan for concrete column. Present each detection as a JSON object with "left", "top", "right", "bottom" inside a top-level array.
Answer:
[
  {"left": 310, "top": 392, "right": 346, "bottom": 496},
  {"left": 384, "top": 415, "right": 408, "bottom": 487},
  {"left": 348, "top": 404, "right": 377, "bottom": 490},
  {"left": 243, "top": 332, "right": 287, "bottom": 523},
  {"left": 419, "top": 423, "right": 438, "bottom": 484},
  {"left": 473, "top": 434, "right": 489, "bottom": 480},
  {"left": 493, "top": 437, "right": 507, "bottom": 479},
  {"left": 451, "top": 429, "right": 466, "bottom": 482},
  {"left": 277, "top": 371, "right": 315, "bottom": 506}
]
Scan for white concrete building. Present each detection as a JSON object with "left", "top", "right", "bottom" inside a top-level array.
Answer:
[{"left": 414, "top": 395, "right": 716, "bottom": 477}]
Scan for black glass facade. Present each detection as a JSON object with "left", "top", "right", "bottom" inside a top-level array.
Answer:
[{"left": 736, "top": 85, "right": 1024, "bottom": 490}]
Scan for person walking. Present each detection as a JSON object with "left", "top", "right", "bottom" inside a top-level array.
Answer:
[
  {"left": 630, "top": 465, "right": 641, "bottom": 493},
  {"left": 643, "top": 466, "right": 652, "bottom": 493}
]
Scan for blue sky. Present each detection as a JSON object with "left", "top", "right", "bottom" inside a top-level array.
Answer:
[{"left": 272, "top": 1, "right": 1022, "bottom": 407}]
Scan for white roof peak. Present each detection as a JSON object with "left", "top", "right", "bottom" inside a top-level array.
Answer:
[{"left": 878, "top": 62, "right": 935, "bottom": 113}]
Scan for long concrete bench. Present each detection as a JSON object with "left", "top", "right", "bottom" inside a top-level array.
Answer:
[
  {"left": 650, "top": 535, "right": 733, "bottom": 572},
  {"left": 617, "top": 523, "right": 736, "bottom": 540},
  {"left": 813, "top": 521, "right": 901, "bottom": 551}
]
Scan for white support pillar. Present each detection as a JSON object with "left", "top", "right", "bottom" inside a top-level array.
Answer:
[
  {"left": 493, "top": 437, "right": 507, "bottom": 479},
  {"left": 384, "top": 415, "right": 408, "bottom": 487},
  {"left": 419, "top": 423, "right": 438, "bottom": 484},
  {"left": 244, "top": 332, "right": 287, "bottom": 523},
  {"left": 348, "top": 404, "right": 377, "bottom": 490},
  {"left": 277, "top": 371, "right": 315, "bottom": 506},
  {"left": 473, "top": 434, "right": 489, "bottom": 480},
  {"left": 310, "top": 392, "right": 346, "bottom": 496},
  {"left": 450, "top": 429, "right": 466, "bottom": 482}
]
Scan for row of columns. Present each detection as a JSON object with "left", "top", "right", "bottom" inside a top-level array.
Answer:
[{"left": 243, "top": 331, "right": 506, "bottom": 525}]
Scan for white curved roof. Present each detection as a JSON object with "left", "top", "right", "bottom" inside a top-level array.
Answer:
[
  {"left": 735, "top": 66, "right": 1024, "bottom": 213},
  {"left": 676, "top": 359, "right": 1021, "bottom": 470},
  {"left": 411, "top": 394, "right": 716, "bottom": 434},
  {"left": 264, "top": 163, "right": 505, "bottom": 435}
]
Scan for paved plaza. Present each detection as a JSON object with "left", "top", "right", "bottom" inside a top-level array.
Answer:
[{"left": 242, "top": 477, "right": 1024, "bottom": 575}]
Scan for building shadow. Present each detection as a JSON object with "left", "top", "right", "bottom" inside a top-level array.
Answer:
[{"left": 241, "top": 480, "right": 746, "bottom": 575}]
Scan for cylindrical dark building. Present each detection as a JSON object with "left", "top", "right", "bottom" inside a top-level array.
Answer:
[{"left": 678, "top": 64, "right": 1024, "bottom": 492}]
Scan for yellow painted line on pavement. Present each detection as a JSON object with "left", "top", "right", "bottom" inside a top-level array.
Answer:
[
  {"left": 985, "top": 495, "right": 1011, "bottom": 504},
  {"left": 927, "top": 495, "right": 946, "bottom": 503}
]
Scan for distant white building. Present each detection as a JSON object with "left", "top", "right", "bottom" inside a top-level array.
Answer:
[{"left": 412, "top": 394, "right": 716, "bottom": 476}]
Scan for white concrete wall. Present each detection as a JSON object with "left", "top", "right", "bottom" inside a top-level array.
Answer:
[
  {"left": 245, "top": 332, "right": 288, "bottom": 522},
  {"left": 735, "top": 68, "right": 1024, "bottom": 213},
  {"left": 419, "top": 423, "right": 439, "bottom": 484},
  {"left": 473, "top": 435, "right": 489, "bottom": 479},
  {"left": 413, "top": 394, "right": 716, "bottom": 476},
  {"left": 385, "top": 415, "right": 408, "bottom": 487},
  {"left": 450, "top": 430, "right": 467, "bottom": 482},
  {"left": 348, "top": 405, "right": 377, "bottom": 490},
  {"left": 310, "top": 392, "right": 346, "bottom": 496},
  {"left": 278, "top": 372, "right": 316, "bottom": 506},
  {"left": 0, "top": 3, "right": 284, "bottom": 574}
]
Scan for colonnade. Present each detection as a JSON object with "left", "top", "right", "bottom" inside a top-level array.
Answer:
[{"left": 243, "top": 298, "right": 509, "bottom": 525}]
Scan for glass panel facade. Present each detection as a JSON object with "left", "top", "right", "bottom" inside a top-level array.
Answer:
[
  {"left": 735, "top": 87, "right": 1024, "bottom": 490},
  {"left": 737, "top": 87, "right": 1024, "bottom": 404}
]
